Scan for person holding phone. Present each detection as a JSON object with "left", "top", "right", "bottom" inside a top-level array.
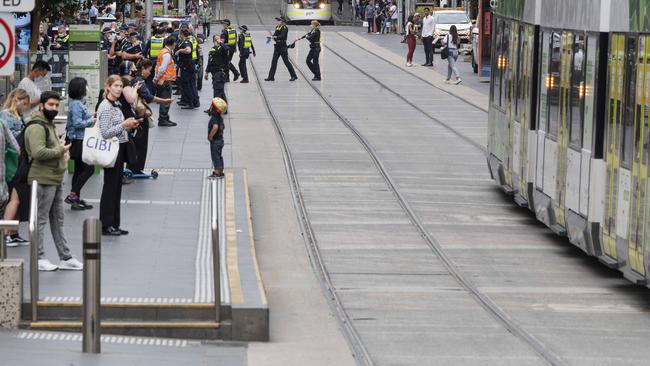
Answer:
[{"left": 96, "top": 75, "right": 140, "bottom": 236}]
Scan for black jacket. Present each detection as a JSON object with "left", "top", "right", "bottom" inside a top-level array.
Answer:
[
  {"left": 273, "top": 24, "right": 288, "bottom": 48},
  {"left": 206, "top": 44, "right": 229, "bottom": 73},
  {"left": 306, "top": 28, "right": 321, "bottom": 48}
]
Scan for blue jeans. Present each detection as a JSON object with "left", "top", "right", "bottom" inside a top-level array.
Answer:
[
  {"left": 446, "top": 49, "right": 460, "bottom": 80},
  {"left": 210, "top": 139, "right": 224, "bottom": 170}
]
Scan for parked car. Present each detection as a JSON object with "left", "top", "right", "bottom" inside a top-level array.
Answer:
[{"left": 432, "top": 9, "right": 472, "bottom": 50}]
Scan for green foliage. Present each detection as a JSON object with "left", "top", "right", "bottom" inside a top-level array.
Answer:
[{"left": 630, "top": 0, "right": 650, "bottom": 32}]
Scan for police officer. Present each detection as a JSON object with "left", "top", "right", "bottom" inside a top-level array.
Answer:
[
  {"left": 305, "top": 20, "right": 321, "bottom": 81},
  {"left": 122, "top": 31, "right": 144, "bottom": 62},
  {"left": 220, "top": 19, "right": 240, "bottom": 82},
  {"left": 176, "top": 29, "right": 200, "bottom": 109},
  {"left": 237, "top": 25, "right": 255, "bottom": 83},
  {"left": 265, "top": 16, "right": 297, "bottom": 82},
  {"left": 51, "top": 25, "right": 69, "bottom": 51},
  {"left": 110, "top": 26, "right": 129, "bottom": 75},
  {"left": 144, "top": 27, "right": 166, "bottom": 92},
  {"left": 205, "top": 35, "right": 229, "bottom": 110}
]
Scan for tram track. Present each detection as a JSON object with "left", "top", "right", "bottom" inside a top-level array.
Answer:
[
  {"left": 281, "top": 46, "right": 565, "bottom": 366},
  {"left": 237, "top": 3, "right": 564, "bottom": 364},
  {"left": 335, "top": 31, "right": 489, "bottom": 114}
]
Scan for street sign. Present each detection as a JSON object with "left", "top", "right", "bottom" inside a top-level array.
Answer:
[
  {"left": 0, "top": 0, "right": 35, "bottom": 12},
  {"left": 0, "top": 13, "right": 14, "bottom": 76}
]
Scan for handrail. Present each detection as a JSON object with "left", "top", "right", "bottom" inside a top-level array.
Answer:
[
  {"left": 210, "top": 178, "right": 222, "bottom": 322},
  {"left": 29, "top": 180, "right": 39, "bottom": 322}
]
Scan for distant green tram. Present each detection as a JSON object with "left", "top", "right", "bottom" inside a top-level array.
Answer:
[{"left": 487, "top": 0, "right": 650, "bottom": 286}]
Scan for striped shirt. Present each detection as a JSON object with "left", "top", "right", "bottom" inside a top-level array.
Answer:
[{"left": 96, "top": 98, "right": 128, "bottom": 143}]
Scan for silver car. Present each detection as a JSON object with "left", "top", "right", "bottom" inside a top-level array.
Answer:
[{"left": 432, "top": 10, "right": 472, "bottom": 49}]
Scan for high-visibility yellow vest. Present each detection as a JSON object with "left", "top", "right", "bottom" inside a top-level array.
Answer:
[
  {"left": 189, "top": 36, "right": 198, "bottom": 60},
  {"left": 243, "top": 32, "right": 252, "bottom": 49},
  {"left": 149, "top": 36, "right": 164, "bottom": 58},
  {"left": 227, "top": 27, "right": 236, "bottom": 45}
]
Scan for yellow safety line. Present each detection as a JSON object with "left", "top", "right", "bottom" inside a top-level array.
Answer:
[
  {"left": 225, "top": 169, "right": 243, "bottom": 305},
  {"left": 30, "top": 321, "right": 220, "bottom": 329},
  {"left": 243, "top": 169, "right": 268, "bottom": 306}
]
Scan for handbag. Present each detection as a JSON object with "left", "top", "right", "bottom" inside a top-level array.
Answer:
[
  {"left": 441, "top": 47, "right": 449, "bottom": 60},
  {"left": 134, "top": 95, "right": 153, "bottom": 119},
  {"left": 5, "top": 146, "right": 18, "bottom": 183},
  {"left": 82, "top": 126, "right": 120, "bottom": 168},
  {"left": 363, "top": 21, "right": 369, "bottom": 27}
]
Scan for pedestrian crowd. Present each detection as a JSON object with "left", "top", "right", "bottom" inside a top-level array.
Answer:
[{"left": 357, "top": 0, "right": 398, "bottom": 34}]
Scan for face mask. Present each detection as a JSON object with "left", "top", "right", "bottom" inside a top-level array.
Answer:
[
  {"left": 35, "top": 75, "right": 45, "bottom": 83},
  {"left": 42, "top": 109, "right": 58, "bottom": 121}
]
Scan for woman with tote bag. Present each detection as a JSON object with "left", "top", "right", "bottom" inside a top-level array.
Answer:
[
  {"left": 95, "top": 75, "right": 140, "bottom": 236},
  {"left": 442, "top": 25, "right": 462, "bottom": 84}
]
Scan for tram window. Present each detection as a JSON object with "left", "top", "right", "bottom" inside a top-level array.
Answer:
[
  {"left": 547, "top": 32, "right": 562, "bottom": 138},
  {"left": 582, "top": 35, "right": 598, "bottom": 150},
  {"left": 490, "top": 19, "right": 502, "bottom": 105},
  {"left": 643, "top": 38, "right": 650, "bottom": 165},
  {"left": 622, "top": 36, "right": 637, "bottom": 167},
  {"left": 569, "top": 34, "right": 586, "bottom": 148},
  {"left": 515, "top": 24, "right": 524, "bottom": 118},
  {"left": 538, "top": 31, "right": 550, "bottom": 132}
]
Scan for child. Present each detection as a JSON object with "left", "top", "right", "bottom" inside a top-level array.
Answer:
[{"left": 208, "top": 97, "right": 227, "bottom": 178}]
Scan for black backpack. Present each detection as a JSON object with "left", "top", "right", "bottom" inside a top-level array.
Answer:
[{"left": 13, "top": 120, "right": 50, "bottom": 185}]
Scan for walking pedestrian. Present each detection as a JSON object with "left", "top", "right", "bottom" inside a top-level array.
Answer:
[
  {"left": 96, "top": 75, "right": 141, "bottom": 236},
  {"left": 305, "top": 21, "right": 321, "bottom": 81},
  {"left": 265, "top": 16, "right": 297, "bottom": 82},
  {"left": 365, "top": 2, "right": 374, "bottom": 33},
  {"left": 442, "top": 25, "right": 461, "bottom": 84},
  {"left": 198, "top": 0, "right": 213, "bottom": 36},
  {"left": 237, "top": 25, "right": 255, "bottom": 83},
  {"left": 207, "top": 98, "right": 227, "bottom": 178},
  {"left": 24, "top": 91, "right": 82, "bottom": 271},
  {"left": 0, "top": 89, "right": 29, "bottom": 246},
  {"left": 337, "top": 0, "right": 343, "bottom": 15},
  {"left": 405, "top": 15, "right": 416, "bottom": 67},
  {"left": 420, "top": 8, "right": 434, "bottom": 66},
  {"left": 65, "top": 78, "right": 95, "bottom": 211},
  {"left": 153, "top": 36, "right": 177, "bottom": 127}
]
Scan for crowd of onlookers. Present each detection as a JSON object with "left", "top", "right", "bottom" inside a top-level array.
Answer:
[{"left": 355, "top": 0, "right": 399, "bottom": 34}]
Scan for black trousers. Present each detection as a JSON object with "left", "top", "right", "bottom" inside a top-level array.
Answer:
[
  {"left": 306, "top": 47, "right": 321, "bottom": 78},
  {"left": 180, "top": 67, "right": 199, "bottom": 107},
  {"left": 69, "top": 140, "right": 94, "bottom": 197},
  {"left": 226, "top": 47, "right": 239, "bottom": 80},
  {"left": 156, "top": 81, "right": 172, "bottom": 123},
  {"left": 267, "top": 46, "right": 296, "bottom": 79},
  {"left": 127, "top": 124, "right": 149, "bottom": 173},
  {"left": 100, "top": 143, "right": 125, "bottom": 229},
  {"left": 422, "top": 36, "right": 433, "bottom": 64},
  {"left": 211, "top": 71, "right": 227, "bottom": 102},
  {"left": 202, "top": 22, "right": 210, "bottom": 36},
  {"left": 238, "top": 54, "right": 249, "bottom": 82}
]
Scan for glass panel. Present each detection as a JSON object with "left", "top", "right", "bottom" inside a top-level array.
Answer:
[
  {"left": 548, "top": 32, "right": 562, "bottom": 138},
  {"left": 622, "top": 36, "right": 637, "bottom": 167},
  {"left": 569, "top": 33, "right": 586, "bottom": 148},
  {"left": 491, "top": 19, "right": 502, "bottom": 106},
  {"left": 500, "top": 22, "right": 511, "bottom": 108},
  {"left": 582, "top": 35, "right": 598, "bottom": 149},
  {"left": 538, "top": 31, "right": 550, "bottom": 132},
  {"left": 644, "top": 38, "right": 650, "bottom": 166}
]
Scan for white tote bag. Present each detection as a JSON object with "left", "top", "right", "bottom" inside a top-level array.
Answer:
[{"left": 82, "top": 126, "right": 120, "bottom": 168}]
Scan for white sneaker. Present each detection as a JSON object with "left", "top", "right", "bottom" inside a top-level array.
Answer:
[
  {"left": 6, "top": 236, "right": 17, "bottom": 247},
  {"left": 6, "top": 235, "right": 29, "bottom": 247},
  {"left": 454, "top": 78, "right": 462, "bottom": 84},
  {"left": 59, "top": 257, "right": 83, "bottom": 271},
  {"left": 38, "top": 259, "right": 59, "bottom": 271}
]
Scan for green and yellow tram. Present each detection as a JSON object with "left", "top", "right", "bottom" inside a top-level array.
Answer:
[{"left": 487, "top": 0, "right": 650, "bottom": 286}]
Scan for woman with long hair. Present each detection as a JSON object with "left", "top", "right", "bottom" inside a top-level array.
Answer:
[
  {"left": 443, "top": 25, "right": 461, "bottom": 84},
  {"left": 96, "top": 75, "right": 140, "bottom": 236},
  {"left": 405, "top": 15, "right": 416, "bottom": 67},
  {"left": 0, "top": 89, "right": 29, "bottom": 245},
  {"left": 65, "top": 77, "right": 95, "bottom": 210}
]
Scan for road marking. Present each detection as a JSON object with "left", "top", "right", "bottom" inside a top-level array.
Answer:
[
  {"left": 81, "top": 199, "right": 200, "bottom": 206},
  {"left": 15, "top": 331, "right": 191, "bottom": 348}
]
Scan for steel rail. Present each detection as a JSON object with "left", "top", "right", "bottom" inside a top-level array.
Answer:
[
  {"left": 335, "top": 31, "right": 490, "bottom": 114},
  {"left": 283, "top": 44, "right": 567, "bottom": 366}
]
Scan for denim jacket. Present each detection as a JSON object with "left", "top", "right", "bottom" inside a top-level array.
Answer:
[
  {"left": 66, "top": 99, "right": 94, "bottom": 141},
  {"left": 0, "top": 110, "right": 24, "bottom": 138}
]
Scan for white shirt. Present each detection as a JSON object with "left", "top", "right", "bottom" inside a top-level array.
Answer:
[
  {"left": 390, "top": 5, "right": 397, "bottom": 19},
  {"left": 17, "top": 77, "right": 41, "bottom": 117},
  {"left": 421, "top": 15, "right": 434, "bottom": 37}
]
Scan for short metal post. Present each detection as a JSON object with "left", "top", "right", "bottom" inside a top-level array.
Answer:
[
  {"left": 82, "top": 218, "right": 102, "bottom": 354},
  {"left": 211, "top": 178, "right": 221, "bottom": 322},
  {"left": 0, "top": 229, "right": 5, "bottom": 261},
  {"left": 29, "top": 180, "right": 39, "bottom": 322}
]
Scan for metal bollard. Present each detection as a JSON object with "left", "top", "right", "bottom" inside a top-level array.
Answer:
[
  {"left": 29, "top": 180, "right": 39, "bottom": 322},
  {"left": 0, "top": 228, "right": 5, "bottom": 261},
  {"left": 82, "top": 218, "right": 102, "bottom": 354},
  {"left": 211, "top": 178, "right": 222, "bottom": 322}
]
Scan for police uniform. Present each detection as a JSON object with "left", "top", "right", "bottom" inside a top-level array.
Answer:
[
  {"left": 305, "top": 27, "right": 321, "bottom": 80},
  {"left": 206, "top": 43, "right": 229, "bottom": 102},
  {"left": 237, "top": 27, "right": 255, "bottom": 83},
  {"left": 177, "top": 37, "right": 199, "bottom": 108},
  {"left": 220, "top": 22, "right": 240, "bottom": 81},
  {"left": 265, "top": 19, "right": 297, "bottom": 81},
  {"left": 145, "top": 34, "right": 165, "bottom": 93},
  {"left": 51, "top": 33, "right": 69, "bottom": 50}
]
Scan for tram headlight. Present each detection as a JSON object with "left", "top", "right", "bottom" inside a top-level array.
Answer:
[
  {"left": 579, "top": 81, "right": 586, "bottom": 98},
  {"left": 293, "top": 2, "right": 301, "bottom": 8},
  {"left": 319, "top": 2, "right": 325, "bottom": 8}
]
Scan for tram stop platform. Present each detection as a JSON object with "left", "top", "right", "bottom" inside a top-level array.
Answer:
[{"left": 3, "top": 77, "right": 268, "bottom": 342}]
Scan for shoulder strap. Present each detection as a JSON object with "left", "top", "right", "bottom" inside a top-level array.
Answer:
[{"left": 24, "top": 120, "right": 50, "bottom": 141}]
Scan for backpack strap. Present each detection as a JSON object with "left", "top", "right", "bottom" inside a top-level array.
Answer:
[{"left": 23, "top": 121, "right": 50, "bottom": 162}]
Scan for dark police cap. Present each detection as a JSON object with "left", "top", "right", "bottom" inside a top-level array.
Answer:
[
  {"left": 102, "top": 27, "right": 113, "bottom": 33},
  {"left": 127, "top": 23, "right": 137, "bottom": 28},
  {"left": 275, "top": 16, "right": 287, "bottom": 22},
  {"left": 239, "top": 25, "right": 248, "bottom": 31},
  {"left": 223, "top": 19, "right": 231, "bottom": 25},
  {"left": 119, "top": 24, "right": 128, "bottom": 31},
  {"left": 129, "top": 31, "right": 139, "bottom": 37}
]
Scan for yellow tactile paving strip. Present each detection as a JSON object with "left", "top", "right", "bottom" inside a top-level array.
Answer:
[
  {"left": 225, "top": 169, "right": 244, "bottom": 305},
  {"left": 243, "top": 169, "right": 268, "bottom": 306}
]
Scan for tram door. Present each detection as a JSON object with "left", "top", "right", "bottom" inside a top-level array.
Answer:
[
  {"left": 514, "top": 25, "right": 534, "bottom": 198},
  {"left": 603, "top": 34, "right": 627, "bottom": 262},
  {"left": 628, "top": 36, "right": 650, "bottom": 276},
  {"left": 507, "top": 22, "right": 519, "bottom": 192},
  {"left": 551, "top": 32, "right": 574, "bottom": 228}
]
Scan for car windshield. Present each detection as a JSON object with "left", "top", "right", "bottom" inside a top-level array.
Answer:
[{"left": 435, "top": 13, "right": 469, "bottom": 24}]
